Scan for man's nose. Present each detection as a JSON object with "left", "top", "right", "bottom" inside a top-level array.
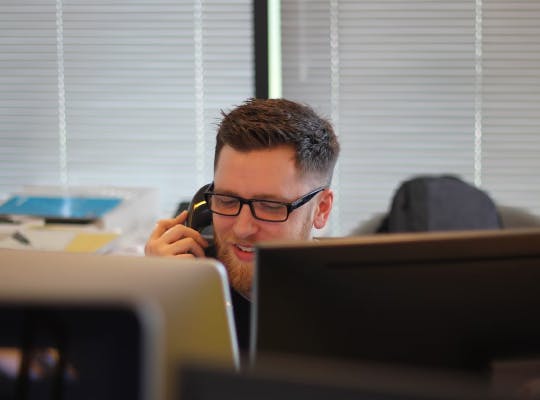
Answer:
[{"left": 232, "top": 203, "right": 258, "bottom": 237}]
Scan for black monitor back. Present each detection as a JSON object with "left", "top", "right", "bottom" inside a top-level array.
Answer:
[
  {"left": 251, "top": 229, "right": 540, "bottom": 388},
  {"left": 180, "top": 356, "right": 494, "bottom": 400},
  {"left": 0, "top": 305, "right": 141, "bottom": 400}
]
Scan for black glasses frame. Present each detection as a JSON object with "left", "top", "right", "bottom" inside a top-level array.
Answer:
[{"left": 203, "top": 184, "right": 328, "bottom": 222}]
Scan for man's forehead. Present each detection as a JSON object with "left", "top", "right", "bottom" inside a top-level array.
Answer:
[
  {"left": 215, "top": 144, "right": 294, "bottom": 163},
  {"left": 214, "top": 146, "right": 296, "bottom": 175},
  {"left": 213, "top": 147, "right": 313, "bottom": 199}
]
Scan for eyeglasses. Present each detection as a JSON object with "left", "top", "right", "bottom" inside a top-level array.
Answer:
[{"left": 204, "top": 184, "right": 328, "bottom": 222}]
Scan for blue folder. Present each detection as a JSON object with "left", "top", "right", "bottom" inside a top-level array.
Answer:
[{"left": 0, "top": 195, "right": 122, "bottom": 221}]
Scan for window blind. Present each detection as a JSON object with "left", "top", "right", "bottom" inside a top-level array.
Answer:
[
  {"left": 0, "top": 2, "right": 60, "bottom": 192},
  {"left": 0, "top": 0, "right": 253, "bottom": 217},
  {"left": 482, "top": 0, "right": 540, "bottom": 210},
  {"left": 281, "top": 0, "right": 540, "bottom": 236}
]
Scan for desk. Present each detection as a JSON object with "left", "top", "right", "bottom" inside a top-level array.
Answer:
[{"left": 0, "top": 220, "right": 121, "bottom": 253}]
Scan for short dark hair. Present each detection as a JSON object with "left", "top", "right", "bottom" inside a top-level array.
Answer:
[{"left": 214, "top": 98, "right": 340, "bottom": 183}]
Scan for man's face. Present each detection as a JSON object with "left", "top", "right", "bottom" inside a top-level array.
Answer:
[{"left": 212, "top": 145, "right": 332, "bottom": 299}]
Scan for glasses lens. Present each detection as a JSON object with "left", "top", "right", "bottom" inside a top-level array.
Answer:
[
  {"left": 252, "top": 201, "right": 288, "bottom": 221},
  {"left": 208, "top": 194, "right": 240, "bottom": 215}
]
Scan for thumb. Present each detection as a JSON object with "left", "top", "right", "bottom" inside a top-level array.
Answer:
[{"left": 175, "top": 210, "right": 189, "bottom": 224}]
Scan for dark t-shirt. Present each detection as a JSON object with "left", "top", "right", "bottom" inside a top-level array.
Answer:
[
  {"left": 206, "top": 244, "right": 251, "bottom": 353},
  {"left": 230, "top": 288, "right": 251, "bottom": 353}
]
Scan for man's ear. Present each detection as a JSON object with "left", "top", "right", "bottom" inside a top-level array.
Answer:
[{"left": 313, "top": 189, "right": 333, "bottom": 229}]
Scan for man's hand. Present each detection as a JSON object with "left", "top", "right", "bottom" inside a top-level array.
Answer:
[{"left": 144, "top": 210, "right": 209, "bottom": 258}]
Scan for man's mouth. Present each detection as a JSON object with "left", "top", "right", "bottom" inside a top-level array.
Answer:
[{"left": 235, "top": 243, "right": 254, "bottom": 253}]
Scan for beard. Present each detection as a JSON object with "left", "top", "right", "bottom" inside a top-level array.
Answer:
[
  {"left": 213, "top": 211, "right": 315, "bottom": 300},
  {"left": 214, "top": 237, "right": 253, "bottom": 299}
]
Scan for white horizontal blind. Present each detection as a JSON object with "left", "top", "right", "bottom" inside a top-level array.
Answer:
[
  {"left": 482, "top": 0, "right": 540, "bottom": 211},
  {"left": 200, "top": 1, "right": 255, "bottom": 175},
  {"left": 0, "top": 0, "right": 253, "bottom": 217},
  {"left": 282, "top": 0, "right": 476, "bottom": 235},
  {"left": 280, "top": 0, "right": 338, "bottom": 234},
  {"left": 281, "top": 1, "right": 332, "bottom": 109},
  {"left": 0, "top": 1, "right": 60, "bottom": 193}
]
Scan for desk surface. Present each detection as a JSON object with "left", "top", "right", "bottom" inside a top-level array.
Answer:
[{"left": 0, "top": 219, "right": 149, "bottom": 254}]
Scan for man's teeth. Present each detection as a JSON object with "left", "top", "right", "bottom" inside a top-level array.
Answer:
[{"left": 237, "top": 244, "right": 254, "bottom": 252}]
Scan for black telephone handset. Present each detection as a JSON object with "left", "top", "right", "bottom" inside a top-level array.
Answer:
[{"left": 185, "top": 183, "right": 216, "bottom": 257}]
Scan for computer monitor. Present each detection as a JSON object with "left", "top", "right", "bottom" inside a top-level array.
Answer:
[
  {"left": 0, "top": 249, "right": 239, "bottom": 400},
  {"left": 180, "top": 354, "right": 495, "bottom": 400},
  {"left": 251, "top": 229, "right": 540, "bottom": 399}
]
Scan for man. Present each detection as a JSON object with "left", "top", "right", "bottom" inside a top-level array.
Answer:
[{"left": 145, "top": 98, "right": 340, "bottom": 350}]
